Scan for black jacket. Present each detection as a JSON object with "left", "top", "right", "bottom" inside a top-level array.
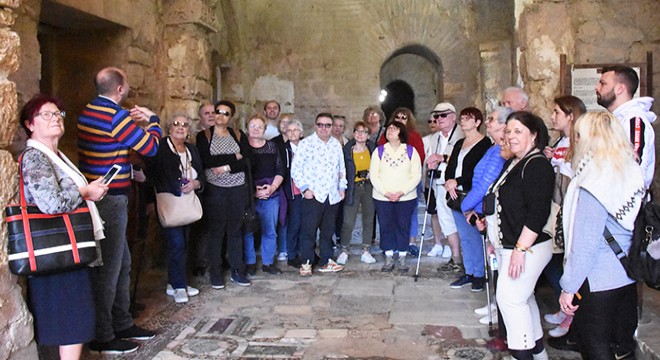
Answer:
[
  {"left": 145, "top": 136, "right": 206, "bottom": 197},
  {"left": 343, "top": 138, "right": 376, "bottom": 206},
  {"left": 444, "top": 136, "right": 492, "bottom": 193}
]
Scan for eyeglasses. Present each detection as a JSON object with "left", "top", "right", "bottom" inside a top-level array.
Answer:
[
  {"left": 286, "top": 128, "right": 301, "bottom": 133},
  {"left": 38, "top": 110, "right": 66, "bottom": 120},
  {"left": 354, "top": 129, "right": 369, "bottom": 135},
  {"left": 316, "top": 123, "right": 332, "bottom": 129},
  {"left": 172, "top": 121, "right": 189, "bottom": 128},
  {"left": 427, "top": 119, "right": 438, "bottom": 124},
  {"left": 215, "top": 109, "right": 231, "bottom": 116},
  {"left": 431, "top": 112, "right": 451, "bottom": 120},
  {"left": 395, "top": 114, "right": 408, "bottom": 120},
  {"left": 248, "top": 123, "right": 265, "bottom": 130}
]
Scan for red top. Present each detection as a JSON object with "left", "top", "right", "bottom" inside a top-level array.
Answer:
[{"left": 378, "top": 130, "right": 425, "bottom": 163}]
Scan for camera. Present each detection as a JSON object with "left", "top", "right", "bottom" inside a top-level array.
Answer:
[{"left": 356, "top": 170, "right": 369, "bottom": 179}]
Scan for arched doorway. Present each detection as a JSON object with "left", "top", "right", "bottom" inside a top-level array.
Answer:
[{"left": 380, "top": 45, "right": 443, "bottom": 134}]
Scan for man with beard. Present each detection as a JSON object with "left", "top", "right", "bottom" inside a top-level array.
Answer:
[{"left": 595, "top": 65, "right": 656, "bottom": 187}]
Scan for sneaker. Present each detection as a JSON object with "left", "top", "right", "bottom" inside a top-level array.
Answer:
[
  {"left": 547, "top": 334, "right": 579, "bottom": 352},
  {"left": 450, "top": 274, "right": 473, "bottom": 288},
  {"left": 211, "top": 283, "right": 226, "bottom": 290},
  {"left": 438, "top": 259, "right": 463, "bottom": 273},
  {"left": 360, "top": 251, "right": 376, "bottom": 264},
  {"left": 173, "top": 288, "right": 189, "bottom": 303},
  {"left": 88, "top": 338, "right": 139, "bottom": 354},
  {"left": 381, "top": 256, "right": 395, "bottom": 272},
  {"left": 471, "top": 276, "right": 485, "bottom": 292},
  {"left": 408, "top": 244, "right": 420, "bottom": 257},
  {"left": 277, "top": 252, "right": 288, "bottom": 261},
  {"left": 115, "top": 325, "right": 156, "bottom": 340},
  {"left": 336, "top": 251, "right": 349, "bottom": 265},
  {"left": 427, "top": 244, "right": 444, "bottom": 257},
  {"left": 318, "top": 259, "right": 344, "bottom": 273},
  {"left": 299, "top": 260, "right": 312, "bottom": 276},
  {"left": 548, "top": 315, "right": 573, "bottom": 337},
  {"left": 231, "top": 270, "right": 252, "bottom": 286},
  {"left": 166, "top": 284, "right": 199, "bottom": 297},
  {"left": 262, "top": 264, "right": 282, "bottom": 274},
  {"left": 440, "top": 245, "right": 452, "bottom": 258},
  {"left": 398, "top": 255, "right": 410, "bottom": 272},
  {"left": 474, "top": 303, "right": 497, "bottom": 316},
  {"left": 544, "top": 310, "right": 567, "bottom": 325},
  {"left": 479, "top": 311, "right": 498, "bottom": 325}
]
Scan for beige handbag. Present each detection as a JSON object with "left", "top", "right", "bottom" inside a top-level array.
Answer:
[{"left": 156, "top": 191, "right": 203, "bottom": 227}]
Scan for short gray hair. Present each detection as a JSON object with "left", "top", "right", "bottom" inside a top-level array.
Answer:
[
  {"left": 491, "top": 107, "right": 514, "bottom": 124},
  {"left": 503, "top": 87, "right": 529, "bottom": 102},
  {"left": 167, "top": 112, "right": 191, "bottom": 128},
  {"left": 288, "top": 119, "right": 304, "bottom": 132}
]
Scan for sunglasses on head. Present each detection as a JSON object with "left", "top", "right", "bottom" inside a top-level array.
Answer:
[
  {"left": 431, "top": 112, "right": 451, "bottom": 120},
  {"left": 215, "top": 109, "right": 231, "bottom": 116},
  {"left": 316, "top": 123, "right": 332, "bottom": 129}
]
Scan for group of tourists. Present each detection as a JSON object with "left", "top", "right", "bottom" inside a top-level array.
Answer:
[{"left": 15, "top": 64, "right": 656, "bottom": 360}]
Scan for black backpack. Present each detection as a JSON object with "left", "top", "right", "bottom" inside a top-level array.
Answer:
[{"left": 605, "top": 198, "right": 660, "bottom": 291}]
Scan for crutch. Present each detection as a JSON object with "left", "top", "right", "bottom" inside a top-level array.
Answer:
[
  {"left": 413, "top": 168, "right": 436, "bottom": 282},
  {"left": 479, "top": 221, "right": 495, "bottom": 337}
]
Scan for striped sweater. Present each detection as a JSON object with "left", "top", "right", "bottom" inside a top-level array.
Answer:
[{"left": 77, "top": 96, "right": 162, "bottom": 195}]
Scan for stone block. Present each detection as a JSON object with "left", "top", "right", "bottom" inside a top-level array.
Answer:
[
  {"left": 283, "top": 329, "right": 316, "bottom": 339},
  {"left": 273, "top": 305, "right": 312, "bottom": 316},
  {"left": 318, "top": 329, "right": 348, "bottom": 338},
  {"left": 0, "top": 81, "right": 17, "bottom": 147},
  {"left": 0, "top": 150, "right": 17, "bottom": 205},
  {"left": 0, "top": 29, "right": 19, "bottom": 76},
  {"left": 252, "top": 328, "right": 285, "bottom": 339},
  {"left": 0, "top": 0, "right": 20, "bottom": 9},
  {"left": 128, "top": 46, "right": 153, "bottom": 67},
  {"left": 0, "top": 8, "right": 14, "bottom": 27}
]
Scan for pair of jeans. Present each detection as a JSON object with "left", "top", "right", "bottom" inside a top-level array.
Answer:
[
  {"left": 409, "top": 182, "right": 422, "bottom": 238},
  {"left": 205, "top": 183, "right": 248, "bottom": 286},
  {"left": 244, "top": 196, "right": 280, "bottom": 266},
  {"left": 299, "top": 197, "right": 338, "bottom": 266},
  {"left": 91, "top": 195, "right": 133, "bottom": 342},
  {"left": 574, "top": 281, "right": 638, "bottom": 359},
  {"left": 452, "top": 209, "right": 485, "bottom": 277},
  {"left": 162, "top": 225, "right": 189, "bottom": 289},
  {"left": 340, "top": 181, "right": 375, "bottom": 248},
  {"left": 286, "top": 195, "right": 303, "bottom": 260},
  {"left": 374, "top": 199, "right": 417, "bottom": 252}
]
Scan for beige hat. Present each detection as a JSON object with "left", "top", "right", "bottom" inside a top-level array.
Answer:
[{"left": 432, "top": 102, "right": 455, "bottom": 113}]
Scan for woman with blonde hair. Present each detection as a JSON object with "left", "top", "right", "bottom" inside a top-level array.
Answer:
[{"left": 559, "top": 111, "right": 645, "bottom": 360}]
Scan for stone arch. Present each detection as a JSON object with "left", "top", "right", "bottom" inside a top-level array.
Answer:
[{"left": 379, "top": 44, "right": 443, "bottom": 132}]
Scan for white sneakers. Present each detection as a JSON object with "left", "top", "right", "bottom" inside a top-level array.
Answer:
[
  {"left": 544, "top": 310, "right": 567, "bottom": 325},
  {"left": 336, "top": 252, "right": 349, "bottom": 265},
  {"left": 173, "top": 289, "right": 189, "bottom": 303},
  {"left": 440, "top": 245, "right": 452, "bottom": 258},
  {"left": 479, "top": 312, "right": 498, "bottom": 324},
  {"left": 361, "top": 251, "right": 376, "bottom": 264},
  {"left": 299, "top": 260, "right": 312, "bottom": 276},
  {"left": 318, "top": 259, "right": 344, "bottom": 273},
  {"left": 427, "top": 244, "right": 444, "bottom": 257},
  {"left": 166, "top": 284, "right": 199, "bottom": 297},
  {"left": 474, "top": 302, "right": 497, "bottom": 316}
]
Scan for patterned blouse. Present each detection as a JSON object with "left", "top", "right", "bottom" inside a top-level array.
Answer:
[{"left": 21, "top": 147, "right": 84, "bottom": 214}]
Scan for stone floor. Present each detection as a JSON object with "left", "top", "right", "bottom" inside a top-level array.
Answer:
[{"left": 41, "top": 203, "right": 660, "bottom": 359}]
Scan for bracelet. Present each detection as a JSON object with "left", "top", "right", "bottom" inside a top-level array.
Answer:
[
  {"left": 514, "top": 244, "right": 534, "bottom": 254},
  {"left": 224, "top": 165, "right": 230, "bottom": 172}
]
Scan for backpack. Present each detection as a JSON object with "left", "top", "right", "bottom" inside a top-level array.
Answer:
[
  {"left": 605, "top": 197, "right": 660, "bottom": 291},
  {"left": 377, "top": 144, "right": 413, "bottom": 160}
]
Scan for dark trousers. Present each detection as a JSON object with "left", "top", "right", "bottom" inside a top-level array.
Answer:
[
  {"left": 205, "top": 184, "right": 248, "bottom": 286},
  {"left": 162, "top": 225, "right": 189, "bottom": 289},
  {"left": 374, "top": 198, "right": 416, "bottom": 252},
  {"left": 286, "top": 195, "right": 303, "bottom": 260},
  {"left": 299, "top": 197, "right": 338, "bottom": 266},
  {"left": 574, "top": 281, "right": 638, "bottom": 359}
]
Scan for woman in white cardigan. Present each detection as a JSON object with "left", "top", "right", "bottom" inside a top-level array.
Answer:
[{"left": 370, "top": 121, "right": 422, "bottom": 272}]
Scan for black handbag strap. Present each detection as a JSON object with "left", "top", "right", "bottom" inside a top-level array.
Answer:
[{"left": 604, "top": 227, "right": 629, "bottom": 261}]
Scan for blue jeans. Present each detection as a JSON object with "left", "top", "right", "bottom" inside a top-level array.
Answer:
[
  {"left": 91, "top": 195, "right": 133, "bottom": 342},
  {"left": 452, "top": 209, "right": 484, "bottom": 277},
  {"left": 162, "top": 225, "right": 189, "bottom": 289},
  {"left": 374, "top": 199, "right": 417, "bottom": 252},
  {"left": 299, "top": 197, "right": 338, "bottom": 266},
  {"left": 277, "top": 222, "right": 287, "bottom": 254},
  {"left": 409, "top": 183, "right": 422, "bottom": 238},
  {"left": 244, "top": 196, "right": 280, "bottom": 266},
  {"left": 286, "top": 195, "right": 303, "bottom": 260}
]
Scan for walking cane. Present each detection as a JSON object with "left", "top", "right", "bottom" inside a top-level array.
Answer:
[
  {"left": 479, "top": 221, "right": 495, "bottom": 337},
  {"left": 413, "top": 168, "right": 436, "bottom": 282}
]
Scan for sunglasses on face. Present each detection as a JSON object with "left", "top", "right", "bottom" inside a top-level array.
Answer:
[
  {"left": 316, "top": 123, "right": 332, "bottom": 129},
  {"left": 215, "top": 109, "right": 231, "bottom": 116},
  {"left": 431, "top": 112, "right": 451, "bottom": 120},
  {"left": 172, "top": 121, "right": 189, "bottom": 128},
  {"left": 395, "top": 114, "right": 408, "bottom": 120},
  {"left": 427, "top": 119, "right": 437, "bottom": 124}
]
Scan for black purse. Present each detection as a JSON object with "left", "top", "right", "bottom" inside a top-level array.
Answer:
[
  {"left": 5, "top": 157, "right": 98, "bottom": 276},
  {"left": 241, "top": 158, "right": 261, "bottom": 234},
  {"left": 446, "top": 191, "right": 467, "bottom": 212}
]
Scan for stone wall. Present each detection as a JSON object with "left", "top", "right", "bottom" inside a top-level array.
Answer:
[{"left": 0, "top": 0, "right": 39, "bottom": 358}]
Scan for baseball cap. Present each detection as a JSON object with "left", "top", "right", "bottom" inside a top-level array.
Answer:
[{"left": 432, "top": 102, "right": 455, "bottom": 113}]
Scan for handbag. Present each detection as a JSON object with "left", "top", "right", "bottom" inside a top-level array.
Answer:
[
  {"left": 241, "top": 157, "right": 261, "bottom": 233},
  {"left": 5, "top": 160, "right": 98, "bottom": 276},
  {"left": 446, "top": 191, "right": 467, "bottom": 212},
  {"left": 156, "top": 190, "right": 203, "bottom": 227}
]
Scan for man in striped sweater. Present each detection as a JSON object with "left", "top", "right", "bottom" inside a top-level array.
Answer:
[{"left": 78, "top": 67, "right": 162, "bottom": 355}]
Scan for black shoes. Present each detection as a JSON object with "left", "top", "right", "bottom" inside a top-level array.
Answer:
[
  {"left": 547, "top": 334, "right": 579, "bottom": 352},
  {"left": 262, "top": 264, "right": 282, "bottom": 274},
  {"left": 288, "top": 258, "right": 302, "bottom": 268},
  {"left": 88, "top": 338, "right": 139, "bottom": 354},
  {"left": 231, "top": 270, "right": 252, "bottom": 286},
  {"left": 115, "top": 324, "right": 156, "bottom": 340},
  {"left": 246, "top": 264, "right": 257, "bottom": 276},
  {"left": 471, "top": 276, "right": 485, "bottom": 292},
  {"left": 450, "top": 274, "right": 473, "bottom": 288}
]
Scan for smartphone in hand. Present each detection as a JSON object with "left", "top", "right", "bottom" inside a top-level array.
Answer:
[{"left": 103, "top": 164, "right": 122, "bottom": 185}]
